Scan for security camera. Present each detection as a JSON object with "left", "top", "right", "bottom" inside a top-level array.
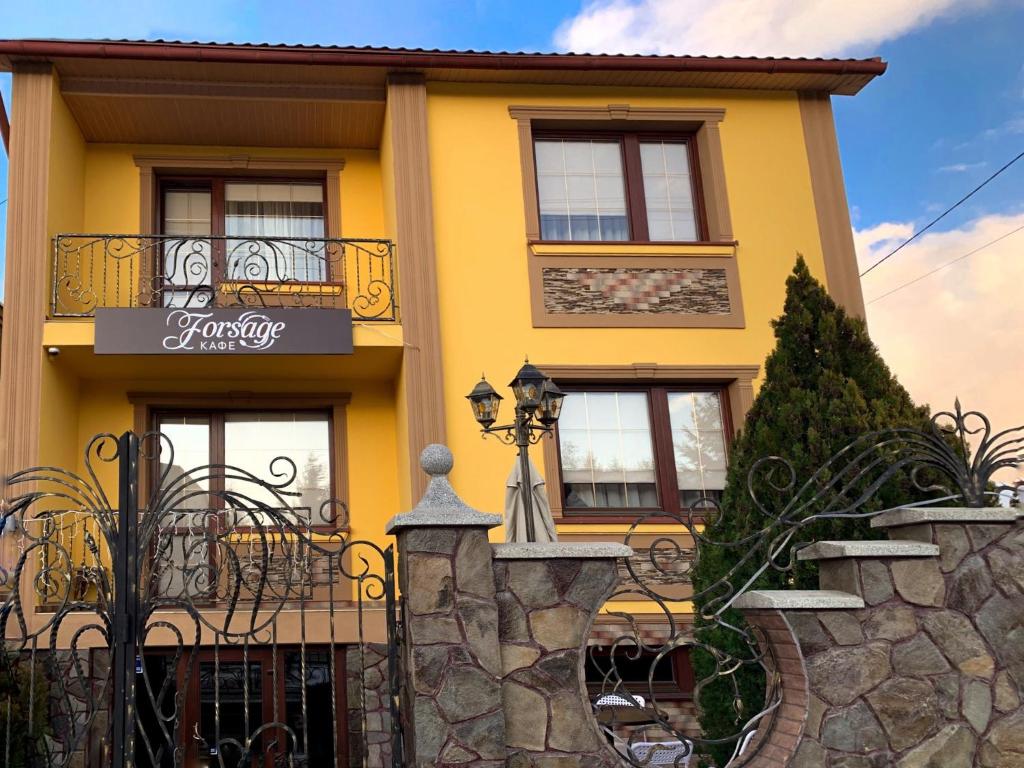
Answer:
[{"left": 46, "top": 347, "right": 60, "bottom": 357}]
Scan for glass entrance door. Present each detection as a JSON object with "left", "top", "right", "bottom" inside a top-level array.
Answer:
[{"left": 181, "top": 648, "right": 347, "bottom": 768}]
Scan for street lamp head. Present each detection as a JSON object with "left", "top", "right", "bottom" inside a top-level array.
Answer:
[
  {"left": 536, "top": 378, "right": 566, "bottom": 428},
  {"left": 509, "top": 359, "right": 547, "bottom": 413},
  {"left": 466, "top": 375, "right": 503, "bottom": 429}
]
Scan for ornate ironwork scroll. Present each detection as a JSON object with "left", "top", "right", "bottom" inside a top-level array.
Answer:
[
  {"left": 51, "top": 235, "right": 398, "bottom": 321},
  {"left": 590, "top": 402, "right": 1023, "bottom": 766},
  {"left": 0, "top": 431, "right": 404, "bottom": 768}
]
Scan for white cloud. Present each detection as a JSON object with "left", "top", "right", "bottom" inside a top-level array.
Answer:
[
  {"left": 937, "top": 161, "right": 988, "bottom": 173},
  {"left": 853, "top": 221, "right": 914, "bottom": 264},
  {"left": 555, "top": 0, "right": 992, "bottom": 57},
  {"left": 858, "top": 212, "right": 1024, "bottom": 463},
  {"left": 982, "top": 116, "right": 1024, "bottom": 139}
]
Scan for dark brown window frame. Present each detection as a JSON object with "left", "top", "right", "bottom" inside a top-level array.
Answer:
[
  {"left": 157, "top": 175, "right": 335, "bottom": 290},
  {"left": 585, "top": 645, "right": 696, "bottom": 701},
  {"left": 553, "top": 382, "right": 733, "bottom": 523},
  {"left": 147, "top": 645, "right": 349, "bottom": 768},
  {"left": 531, "top": 128, "right": 709, "bottom": 244},
  {"left": 150, "top": 405, "right": 339, "bottom": 531}
]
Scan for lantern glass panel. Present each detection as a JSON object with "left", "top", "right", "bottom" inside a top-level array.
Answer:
[{"left": 537, "top": 380, "right": 565, "bottom": 426}]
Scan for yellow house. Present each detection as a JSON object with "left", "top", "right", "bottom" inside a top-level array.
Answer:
[{"left": 0, "top": 39, "right": 882, "bottom": 767}]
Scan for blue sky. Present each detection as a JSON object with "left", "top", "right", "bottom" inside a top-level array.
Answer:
[{"left": 0, "top": 0, "right": 1022, "bottom": 427}]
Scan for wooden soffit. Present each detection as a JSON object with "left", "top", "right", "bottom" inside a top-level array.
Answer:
[{"left": 57, "top": 67, "right": 386, "bottom": 148}]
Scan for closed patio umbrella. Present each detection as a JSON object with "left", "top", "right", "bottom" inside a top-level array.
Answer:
[{"left": 504, "top": 457, "right": 557, "bottom": 543}]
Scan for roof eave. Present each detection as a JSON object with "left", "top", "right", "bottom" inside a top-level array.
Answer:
[{"left": 0, "top": 39, "right": 887, "bottom": 94}]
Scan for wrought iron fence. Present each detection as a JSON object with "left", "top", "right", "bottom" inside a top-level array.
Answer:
[
  {"left": 591, "top": 402, "right": 1024, "bottom": 766},
  {"left": 51, "top": 235, "right": 399, "bottom": 321},
  {"left": 0, "top": 432, "right": 404, "bottom": 768}
]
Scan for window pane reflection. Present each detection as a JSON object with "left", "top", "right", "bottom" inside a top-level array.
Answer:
[
  {"left": 640, "top": 142, "right": 698, "bottom": 242},
  {"left": 162, "top": 190, "right": 213, "bottom": 307},
  {"left": 284, "top": 651, "right": 335, "bottom": 765},
  {"left": 224, "top": 412, "right": 331, "bottom": 524},
  {"left": 668, "top": 392, "right": 727, "bottom": 508},
  {"left": 225, "top": 183, "right": 326, "bottom": 283},
  {"left": 157, "top": 416, "right": 211, "bottom": 500},
  {"left": 536, "top": 139, "right": 629, "bottom": 241},
  {"left": 198, "top": 662, "right": 262, "bottom": 763},
  {"left": 559, "top": 391, "right": 658, "bottom": 509}
]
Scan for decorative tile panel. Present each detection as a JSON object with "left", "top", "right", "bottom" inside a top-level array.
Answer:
[{"left": 542, "top": 267, "right": 731, "bottom": 315}]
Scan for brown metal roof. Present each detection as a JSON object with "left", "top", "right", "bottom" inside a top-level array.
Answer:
[{"left": 0, "top": 38, "right": 886, "bottom": 95}]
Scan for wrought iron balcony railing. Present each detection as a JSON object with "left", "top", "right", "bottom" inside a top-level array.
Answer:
[{"left": 51, "top": 234, "right": 399, "bottom": 321}]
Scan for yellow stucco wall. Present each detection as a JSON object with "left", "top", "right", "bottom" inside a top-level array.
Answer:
[
  {"left": 38, "top": 128, "right": 403, "bottom": 562},
  {"left": 39, "top": 85, "right": 85, "bottom": 471},
  {"left": 423, "top": 83, "right": 826, "bottom": 530},
  {"left": 32, "top": 79, "right": 840, "bottom": 566},
  {"left": 80, "top": 144, "right": 386, "bottom": 237}
]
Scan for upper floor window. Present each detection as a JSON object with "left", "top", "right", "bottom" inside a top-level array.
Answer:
[
  {"left": 160, "top": 179, "right": 327, "bottom": 306},
  {"left": 556, "top": 387, "right": 727, "bottom": 515},
  {"left": 223, "top": 182, "right": 325, "bottom": 242},
  {"left": 534, "top": 134, "right": 702, "bottom": 243}
]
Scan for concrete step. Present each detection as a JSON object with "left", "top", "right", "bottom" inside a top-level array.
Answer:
[
  {"left": 732, "top": 589, "right": 865, "bottom": 610},
  {"left": 797, "top": 540, "right": 939, "bottom": 561}
]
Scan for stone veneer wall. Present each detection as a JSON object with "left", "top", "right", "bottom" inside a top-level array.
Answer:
[
  {"left": 740, "top": 516, "right": 1024, "bottom": 768},
  {"left": 397, "top": 526, "right": 507, "bottom": 767},
  {"left": 541, "top": 267, "right": 731, "bottom": 314},
  {"left": 494, "top": 555, "right": 622, "bottom": 767},
  {"left": 346, "top": 643, "right": 393, "bottom": 768},
  {"left": 391, "top": 526, "right": 632, "bottom": 767},
  {"left": 390, "top": 446, "right": 1024, "bottom": 767}
]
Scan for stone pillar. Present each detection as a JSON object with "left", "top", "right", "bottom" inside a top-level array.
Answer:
[
  {"left": 388, "top": 445, "right": 636, "bottom": 768},
  {"left": 735, "top": 508, "right": 1024, "bottom": 767},
  {"left": 386, "top": 445, "right": 505, "bottom": 767},
  {"left": 493, "top": 543, "right": 632, "bottom": 768}
]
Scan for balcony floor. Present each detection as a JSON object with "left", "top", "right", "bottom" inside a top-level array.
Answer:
[{"left": 42, "top": 319, "right": 404, "bottom": 381}]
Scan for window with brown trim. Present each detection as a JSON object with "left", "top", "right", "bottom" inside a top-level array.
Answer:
[
  {"left": 555, "top": 386, "right": 729, "bottom": 516},
  {"left": 153, "top": 409, "right": 334, "bottom": 524},
  {"left": 533, "top": 132, "right": 705, "bottom": 243},
  {"left": 158, "top": 177, "right": 328, "bottom": 306},
  {"left": 139, "top": 646, "right": 348, "bottom": 767},
  {"left": 585, "top": 646, "right": 695, "bottom": 700}
]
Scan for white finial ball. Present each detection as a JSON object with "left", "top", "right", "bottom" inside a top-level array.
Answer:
[{"left": 420, "top": 444, "right": 453, "bottom": 477}]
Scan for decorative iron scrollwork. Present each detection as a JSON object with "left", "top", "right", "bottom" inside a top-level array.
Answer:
[
  {"left": 0, "top": 431, "right": 404, "bottom": 768},
  {"left": 51, "top": 234, "right": 398, "bottom": 321},
  {"left": 593, "top": 403, "right": 1022, "bottom": 765}
]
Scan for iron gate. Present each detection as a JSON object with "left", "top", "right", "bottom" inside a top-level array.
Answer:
[{"left": 0, "top": 431, "right": 404, "bottom": 768}]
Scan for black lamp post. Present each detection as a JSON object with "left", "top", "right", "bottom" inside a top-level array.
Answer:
[{"left": 466, "top": 360, "right": 565, "bottom": 542}]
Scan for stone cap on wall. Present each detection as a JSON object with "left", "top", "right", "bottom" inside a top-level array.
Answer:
[
  {"left": 386, "top": 444, "right": 502, "bottom": 534},
  {"left": 492, "top": 542, "right": 633, "bottom": 560},
  {"left": 796, "top": 540, "right": 939, "bottom": 560},
  {"left": 732, "top": 589, "right": 866, "bottom": 610},
  {"left": 870, "top": 505, "right": 1021, "bottom": 529}
]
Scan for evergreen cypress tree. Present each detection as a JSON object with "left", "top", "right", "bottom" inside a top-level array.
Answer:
[{"left": 690, "top": 256, "right": 935, "bottom": 766}]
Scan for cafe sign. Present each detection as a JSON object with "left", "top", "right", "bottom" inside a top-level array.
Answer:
[{"left": 95, "top": 308, "right": 354, "bottom": 355}]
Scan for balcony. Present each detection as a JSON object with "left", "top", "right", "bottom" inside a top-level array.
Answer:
[{"left": 51, "top": 234, "right": 398, "bottom": 321}]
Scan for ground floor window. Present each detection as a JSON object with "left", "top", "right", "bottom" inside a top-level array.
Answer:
[
  {"left": 136, "top": 647, "right": 347, "bottom": 768},
  {"left": 154, "top": 409, "right": 334, "bottom": 523},
  {"left": 585, "top": 645, "right": 695, "bottom": 701},
  {"left": 556, "top": 386, "right": 730, "bottom": 516}
]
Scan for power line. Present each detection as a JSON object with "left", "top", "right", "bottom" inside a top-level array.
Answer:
[
  {"left": 866, "top": 222, "right": 1024, "bottom": 305},
  {"left": 860, "top": 148, "right": 1024, "bottom": 277}
]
